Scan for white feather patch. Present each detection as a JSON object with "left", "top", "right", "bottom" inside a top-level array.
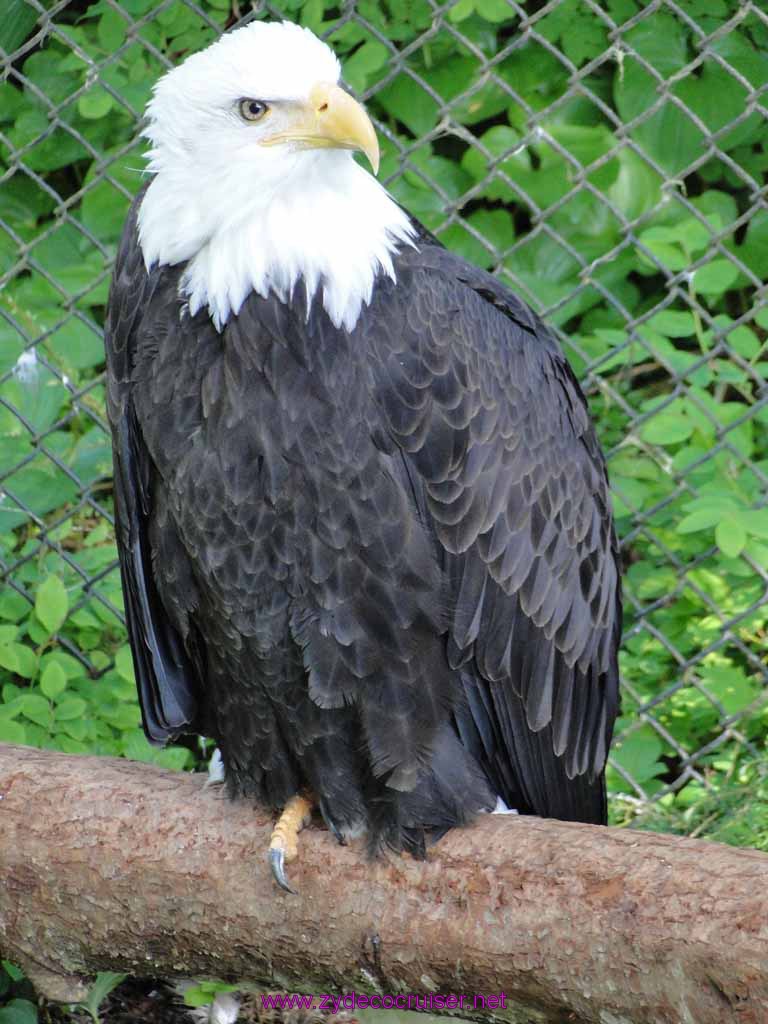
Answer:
[
  {"left": 206, "top": 748, "right": 226, "bottom": 786},
  {"left": 492, "top": 796, "right": 519, "bottom": 815},
  {"left": 137, "top": 20, "right": 415, "bottom": 333}
]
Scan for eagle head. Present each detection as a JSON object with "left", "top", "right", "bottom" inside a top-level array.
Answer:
[{"left": 137, "top": 21, "right": 414, "bottom": 332}]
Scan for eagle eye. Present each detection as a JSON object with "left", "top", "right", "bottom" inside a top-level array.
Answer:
[{"left": 239, "top": 98, "right": 269, "bottom": 122}]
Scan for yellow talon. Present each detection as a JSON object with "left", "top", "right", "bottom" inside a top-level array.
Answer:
[{"left": 268, "top": 793, "right": 314, "bottom": 893}]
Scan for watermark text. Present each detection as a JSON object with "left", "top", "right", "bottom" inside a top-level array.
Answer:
[{"left": 261, "top": 991, "right": 508, "bottom": 1013}]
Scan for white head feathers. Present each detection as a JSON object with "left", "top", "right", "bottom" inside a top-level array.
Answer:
[{"left": 138, "top": 20, "right": 415, "bottom": 331}]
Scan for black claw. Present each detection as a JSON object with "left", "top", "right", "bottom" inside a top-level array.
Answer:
[
  {"left": 269, "top": 847, "right": 297, "bottom": 894},
  {"left": 327, "top": 819, "right": 347, "bottom": 846}
]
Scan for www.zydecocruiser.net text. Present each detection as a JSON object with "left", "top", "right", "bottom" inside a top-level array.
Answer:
[{"left": 260, "top": 991, "right": 509, "bottom": 1012}]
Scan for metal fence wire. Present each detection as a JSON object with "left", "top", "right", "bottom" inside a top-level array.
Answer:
[{"left": 1, "top": 0, "right": 767, "bottom": 823}]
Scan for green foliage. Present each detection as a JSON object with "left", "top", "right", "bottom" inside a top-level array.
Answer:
[
  {"left": 0, "top": 1002, "right": 37, "bottom": 1024},
  {"left": 0, "top": 962, "right": 37, "bottom": 1024},
  {"left": 75, "top": 972, "right": 128, "bottom": 1023},
  {"left": 612, "top": 751, "right": 768, "bottom": 852},
  {"left": 0, "top": 0, "right": 765, "bottom": 881},
  {"left": 182, "top": 979, "right": 239, "bottom": 1009},
  {"left": 0, "top": 553, "right": 190, "bottom": 766}
]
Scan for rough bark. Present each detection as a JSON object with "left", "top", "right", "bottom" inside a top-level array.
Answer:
[{"left": 0, "top": 744, "right": 766, "bottom": 1024}]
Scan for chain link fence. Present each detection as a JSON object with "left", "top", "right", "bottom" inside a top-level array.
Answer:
[{"left": 1, "top": 0, "right": 767, "bottom": 825}]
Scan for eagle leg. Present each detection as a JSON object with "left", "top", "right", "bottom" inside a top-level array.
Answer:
[{"left": 268, "top": 792, "right": 314, "bottom": 894}]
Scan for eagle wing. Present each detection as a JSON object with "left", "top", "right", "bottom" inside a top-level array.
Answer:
[
  {"left": 104, "top": 201, "right": 200, "bottom": 742},
  {"left": 365, "top": 243, "right": 621, "bottom": 821}
]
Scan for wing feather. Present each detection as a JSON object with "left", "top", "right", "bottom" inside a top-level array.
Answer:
[
  {"left": 105, "top": 195, "right": 200, "bottom": 742},
  {"left": 368, "top": 243, "right": 621, "bottom": 820}
]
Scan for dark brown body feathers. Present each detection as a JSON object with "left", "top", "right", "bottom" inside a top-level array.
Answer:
[{"left": 105, "top": 197, "right": 621, "bottom": 852}]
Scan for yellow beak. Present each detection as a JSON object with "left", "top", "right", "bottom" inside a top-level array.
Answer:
[{"left": 261, "top": 82, "right": 380, "bottom": 175}]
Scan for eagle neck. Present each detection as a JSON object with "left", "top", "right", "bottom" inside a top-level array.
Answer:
[{"left": 138, "top": 151, "right": 416, "bottom": 332}]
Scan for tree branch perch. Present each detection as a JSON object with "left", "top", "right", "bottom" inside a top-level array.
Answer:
[{"left": 0, "top": 744, "right": 766, "bottom": 1023}]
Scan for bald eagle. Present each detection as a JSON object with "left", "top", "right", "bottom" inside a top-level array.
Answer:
[{"left": 106, "top": 20, "right": 621, "bottom": 891}]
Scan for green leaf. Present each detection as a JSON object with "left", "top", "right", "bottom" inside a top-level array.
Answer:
[
  {"left": 692, "top": 190, "right": 738, "bottom": 231},
  {"left": 183, "top": 987, "right": 217, "bottom": 1009},
  {"left": 548, "top": 123, "right": 621, "bottom": 191},
  {"left": 636, "top": 229, "right": 687, "bottom": 272},
  {"left": 0, "top": 625, "right": 18, "bottom": 645},
  {"left": 10, "top": 644, "right": 37, "bottom": 680},
  {"left": 183, "top": 980, "right": 239, "bottom": 1008},
  {"left": 48, "top": 319, "right": 105, "bottom": 372},
  {"left": 155, "top": 746, "right": 192, "bottom": 771},
  {"left": 739, "top": 210, "right": 768, "bottom": 279},
  {"left": 612, "top": 728, "right": 665, "bottom": 784},
  {"left": 376, "top": 74, "right": 440, "bottom": 137},
  {"left": 679, "top": 61, "right": 763, "bottom": 152},
  {"left": 341, "top": 40, "right": 388, "bottom": 92},
  {"left": 59, "top": 718, "right": 87, "bottom": 741},
  {"left": 0, "top": 644, "right": 20, "bottom": 673},
  {"left": 538, "top": 0, "right": 608, "bottom": 66},
  {"left": 40, "top": 661, "right": 67, "bottom": 700},
  {"left": 115, "top": 646, "right": 135, "bottom": 683},
  {"left": 0, "top": 1, "right": 39, "bottom": 55},
  {"left": 405, "top": 147, "right": 472, "bottom": 202},
  {"left": 725, "top": 323, "right": 761, "bottom": 359},
  {"left": 741, "top": 510, "right": 768, "bottom": 540},
  {"left": 0, "top": 591, "right": 28, "bottom": 624},
  {"left": 606, "top": 0, "right": 639, "bottom": 21},
  {"left": 9, "top": 112, "right": 89, "bottom": 172},
  {"left": 0, "top": 370, "right": 69, "bottom": 437},
  {"left": 82, "top": 972, "right": 127, "bottom": 1022},
  {"left": 54, "top": 697, "right": 87, "bottom": 722},
  {"left": 692, "top": 259, "right": 740, "bottom": 296},
  {"left": 678, "top": 504, "right": 728, "bottom": 534},
  {"left": 0, "top": 998, "right": 39, "bottom": 1024},
  {"left": 54, "top": 735, "right": 90, "bottom": 755},
  {"left": 640, "top": 411, "right": 693, "bottom": 446},
  {"left": 647, "top": 310, "right": 695, "bottom": 338},
  {"left": 35, "top": 576, "right": 69, "bottom": 634},
  {"left": 610, "top": 476, "right": 650, "bottom": 518},
  {"left": 701, "top": 666, "right": 759, "bottom": 717},
  {"left": 715, "top": 517, "right": 747, "bottom": 558},
  {"left": 1, "top": 963, "right": 24, "bottom": 983},
  {"left": 39, "top": 652, "right": 84, "bottom": 680},
  {"left": 78, "top": 86, "right": 113, "bottom": 120},
  {"left": 441, "top": 208, "right": 513, "bottom": 269},
  {"left": 618, "top": 65, "right": 704, "bottom": 177},
  {"left": 475, "top": 0, "right": 515, "bottom": 21},
  {"left": 0, "top": 718, "right": 27, "bottom": 744},
  {"left": 97, "top": 9, "right": 128, "bottom": 50},
  {"left": 121, "top": 729, "right": 156, "bottom": 763},
  {"left": 20, "top": 694, "right": 51, "bottom": 729},
  {"left": 103, "top": 702, "right": 141, "bottom": 730},
  {"left": 448, "top": 0, "right": 474, "bottom": 21},
  {"left": 609, "top": 149, "right": 662, "bottom": 220},
  {"left": 676, "top": 218, "right": 711, "bottom": 256},
  {"left": 0, "top": 465, "right": 80, "bottom": 530},
  {"left": 461, "top": 125, "right": 527, "bottom": 190},
  {"left": 621, "top": 12, "right": 688, "bottom": 74}
]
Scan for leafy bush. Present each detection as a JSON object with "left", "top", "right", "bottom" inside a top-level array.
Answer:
[
  {"left": 1, "top": 0, "right": 766, "bottom": 845},
  {"left": 0, "top": 961, "right": 37, "bottom": 1024},
  {"left": 614, "top": 752, "right": 768, "bottom": 850}
]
